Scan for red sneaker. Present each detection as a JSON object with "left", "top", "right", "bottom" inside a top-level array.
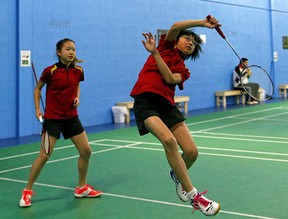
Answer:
[
  {"left": 19, "top": 189, "right": 33, "bottom": 207},
  {"left": 74, "top": 184, "right": 102, "bottom": 198}
]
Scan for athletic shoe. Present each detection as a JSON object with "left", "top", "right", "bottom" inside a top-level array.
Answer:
[
  {"left": 191, "top": 190, "right": 220, "bottom": 216},
  {"left": 74, "top": 184, "right": 102, "bottom": 198},
  {"left": 247, "top": 100, "right": 258, "bottom": 105},
  {"left": 19, "top": 189, "right": 33, "bottom": 207},
  {"left": 169, "top": 170, "right": 188, "bottom": 202}
]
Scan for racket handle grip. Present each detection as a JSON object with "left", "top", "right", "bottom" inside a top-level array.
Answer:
[
  {"left": 39, "top": 115, "right": 43, "bottom": 123},
  {"left": 206, "top": 15, "right": 226, "bottom": 39}
]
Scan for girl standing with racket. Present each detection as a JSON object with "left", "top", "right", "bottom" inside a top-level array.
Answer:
[
  {"left": 19, "top": 38, "right": 102, "bottom": 208},
  {"left": 130, "top": 17, "right": 221, "bottom": 216}
]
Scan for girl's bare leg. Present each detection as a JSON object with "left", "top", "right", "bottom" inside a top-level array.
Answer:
[
  {"left": 71, "top": 131, "right": 91, "bottom": 188},
  {"left": 144, "top": 116, "right": 193, "bottom": 192}
]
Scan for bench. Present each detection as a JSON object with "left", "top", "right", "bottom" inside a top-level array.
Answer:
[
  {"left": 115, "top": 101, "right": 133, "bottom": 123},
  {"left": 279, "top": 84, "right": 288, "bottom": 98},
  {"left": 174, "top": 96, "right": 190, "bottom": 114},
  {"left": 215, "top": 90, "right": 246, "bottom": 108},
  {"left": 116, "top": 96, "right": 190, "bottom": 123}
]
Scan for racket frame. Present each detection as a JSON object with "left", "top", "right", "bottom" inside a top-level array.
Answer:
[
  {"left": 240, "top": 65, "right": 274, "bottom": 102},
  {"left": 39, "top": 116, "right": 50, "bottom": 155},
  {"left": 32, "top": 63, "right": 50, "bottom": 155},
  {"left": 206, "top": 15, "right": 274, "bottom": 101}
]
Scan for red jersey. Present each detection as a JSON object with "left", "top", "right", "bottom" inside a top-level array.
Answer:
[
  {"left": 40, "top": 62, "right": 84, "bottom": 119},
  {"left": 130, "top": 35, "right": 190, "bottom": 105}
]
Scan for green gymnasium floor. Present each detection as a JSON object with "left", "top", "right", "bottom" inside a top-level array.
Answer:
[{"left": 1, "top": 101, "right": 287, "bottom": 218}]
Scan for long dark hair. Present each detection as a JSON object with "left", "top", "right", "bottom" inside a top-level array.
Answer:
[
  {"left": 56, "top": 38, "right": 83, "bottom": 64},
  {"left": 176, "top": 29, "right": 203, "bottom": 60}
]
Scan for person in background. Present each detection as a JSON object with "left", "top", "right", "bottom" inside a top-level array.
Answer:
[
  {"left": 130, "top": 16, "right": 221, "bottom": 216},
  {"left": 19, "top": 38, "right": 102, "bottom": 208},
  {"left": 233, "top": 58, "right": 260, "bottom": 104}
]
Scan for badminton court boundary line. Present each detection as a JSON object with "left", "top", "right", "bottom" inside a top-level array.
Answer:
[
  {"left": 186, "top": 106, "right": 283, "bottom": 126},
  {"left": 190, "top": 111, "right": 288, "bottom": 134},
  {"left": 0, "top": 176, "right": 277, "bottom": 219},
  {"left": 1, "top": 138, "right": 287, "bottom": 175}
]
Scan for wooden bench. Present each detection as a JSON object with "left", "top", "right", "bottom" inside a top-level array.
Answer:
[
  {"left": 279, "top": 84, "right": 288, "bottom": 98},
  {"left": 116, "top": 96, "right": 190, "bottom": 123},
  {"left": 174, "top": 96, "right": 190, "bottom": 114},
  {"left": 215, "top": 90, "right": 246, "bottom": 108}
]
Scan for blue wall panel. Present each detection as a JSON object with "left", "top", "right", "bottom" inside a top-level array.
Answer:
[
  {"left": 1, "top": 0, "right": 288, "bottom": 139},
  {"left": 0, "top": 0, "right": 18, "bottom": 139},
  {"left": 269, "top": 1, "right": 288, "bottom": 96}
]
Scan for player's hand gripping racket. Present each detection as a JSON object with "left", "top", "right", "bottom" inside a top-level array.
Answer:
[
  {"left": 39, "top": 115, "right": 50, "bottom": 155},
  {"left": 206, "top": 15, "right": 274, "bottom": 101},
  {"left": 32, "top": 62, "right": 50, "bottom": 155}
]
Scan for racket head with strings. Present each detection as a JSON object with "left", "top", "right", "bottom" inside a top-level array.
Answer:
[
  {"left": 240, "top": 65, "right": 274, "bottom": 102},
  {"left": 39, "top": 116, "right": 50, "bottom": 155},
  {"left": 206, "top": 15, "right": 275, "bottom": 102}
]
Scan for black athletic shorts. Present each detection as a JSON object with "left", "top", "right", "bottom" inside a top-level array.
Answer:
[
  {"left": 133, "top": 93, "right": 185, "bottom": 136},
  {"left": 43, "top": 116, "right": 84, "bottom": 139}
]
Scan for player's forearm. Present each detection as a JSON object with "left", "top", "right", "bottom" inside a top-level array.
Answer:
[
  {"left": 34, "top": 88, "right": 41, "bottom": 110},
  {"left": 153, "top": 51, "right": 181, "bottom": 84},
  {"left": 166, "top": 20, "right": 206, "bottom": 40},
  {"left": 170, "top": 20, "right": 206, "bottom": 31}
]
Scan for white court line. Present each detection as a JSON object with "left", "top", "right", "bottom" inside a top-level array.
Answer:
[
  {"left": 200, "top": 152, "right": 288, "bottom": 162},
  {"left": 195, "top": 131, "right": 288, "bottom": 141},
  {"left": 190, "top": 111, "right": 288, "bottom": 134},
  {"left": 91, "top": 139, "right": 288, "bottom": 156},
  {"left": 0, "top": 176, "right": 277, "bottom": 219},
  {"left": 277, "top": 106, "right": 288, "bottom": 110},
  {"left": 91, "top": 139, "right": 288, "bottom": 158},
  {"left": 186, "top": 107, "right": 288, "bottom": 145},
  {"left": 90, "top": 139, "right": 288, "bottom": 157},
  {"left": 1, "top": 137, "right": 287, "bottom": 175},
  {"left": 0, "top": 141, "right": 142, "bottom": 174},
  {"left": 186, "top": 107, "right": 283, "bottom": 126},
  {"left": 258, "top": 118, "right": 288, "bottom": 122},
  {"left": 197, "top": 146, "right": 288, "bottom": 157},
  {"left": 192, "top": 134, "right": 288, "bottom": 145},
  {"left": 90, "top": 142, "right": 288, "bottom": 163},
  {"left": 196, "top": 111, "right": 288, "bottom": 132},
  {"left": 1, "top": 108, "right": 286, "bottom": 218},
  {"left": 231, "top": 116, "right": 288, "bottom": 122},
  {"left": 0, "top": 139, "right": 107, "bottom": 161},
  {"left": 1, "top": 107, "right": 286, "bottom": 162}
]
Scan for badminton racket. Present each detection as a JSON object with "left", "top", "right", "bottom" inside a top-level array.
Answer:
[
  {"left": 32, "top": 62, "right": 50, "bottom": 155},
  {"left": 206, "top": 15, "right": 274, "bottom": 102},
  {"left": 39, "top": 115, "right": 50, "bottom": 155}
]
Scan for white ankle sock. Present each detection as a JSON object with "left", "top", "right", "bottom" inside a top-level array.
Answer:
[{"left": 186, "top": 187, "right": 198, "bottom": 200}]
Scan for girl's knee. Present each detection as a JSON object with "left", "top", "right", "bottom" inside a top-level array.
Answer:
[
  {"left": 183, "top": 147, "right": 198, "bottom": 161},
  {"left": 79, "top": 148, "right": 92, "bottom": 158},
  {"left": 39, "top": 152, "right": 51, "bottom": 163},
  {"left": 162, "top": 136, "right": 178, "bottom": 153}
]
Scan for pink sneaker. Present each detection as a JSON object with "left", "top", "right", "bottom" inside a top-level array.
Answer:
[
  {"left": 19, "top": 189, "right": 33, "bottom": 207},
  {"left": 191, "top": 190, "right": 220, "bottom": 216},
  {"left": 74, "top": 184, "right": 102, "bottom": 198}
]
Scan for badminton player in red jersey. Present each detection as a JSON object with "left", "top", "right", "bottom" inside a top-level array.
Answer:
[
  {"left": 19, "top": 38, "right": 102, "bottom": 208},
  {"left": 130, "top": 17, "right": 221, "bottom": 216}
]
